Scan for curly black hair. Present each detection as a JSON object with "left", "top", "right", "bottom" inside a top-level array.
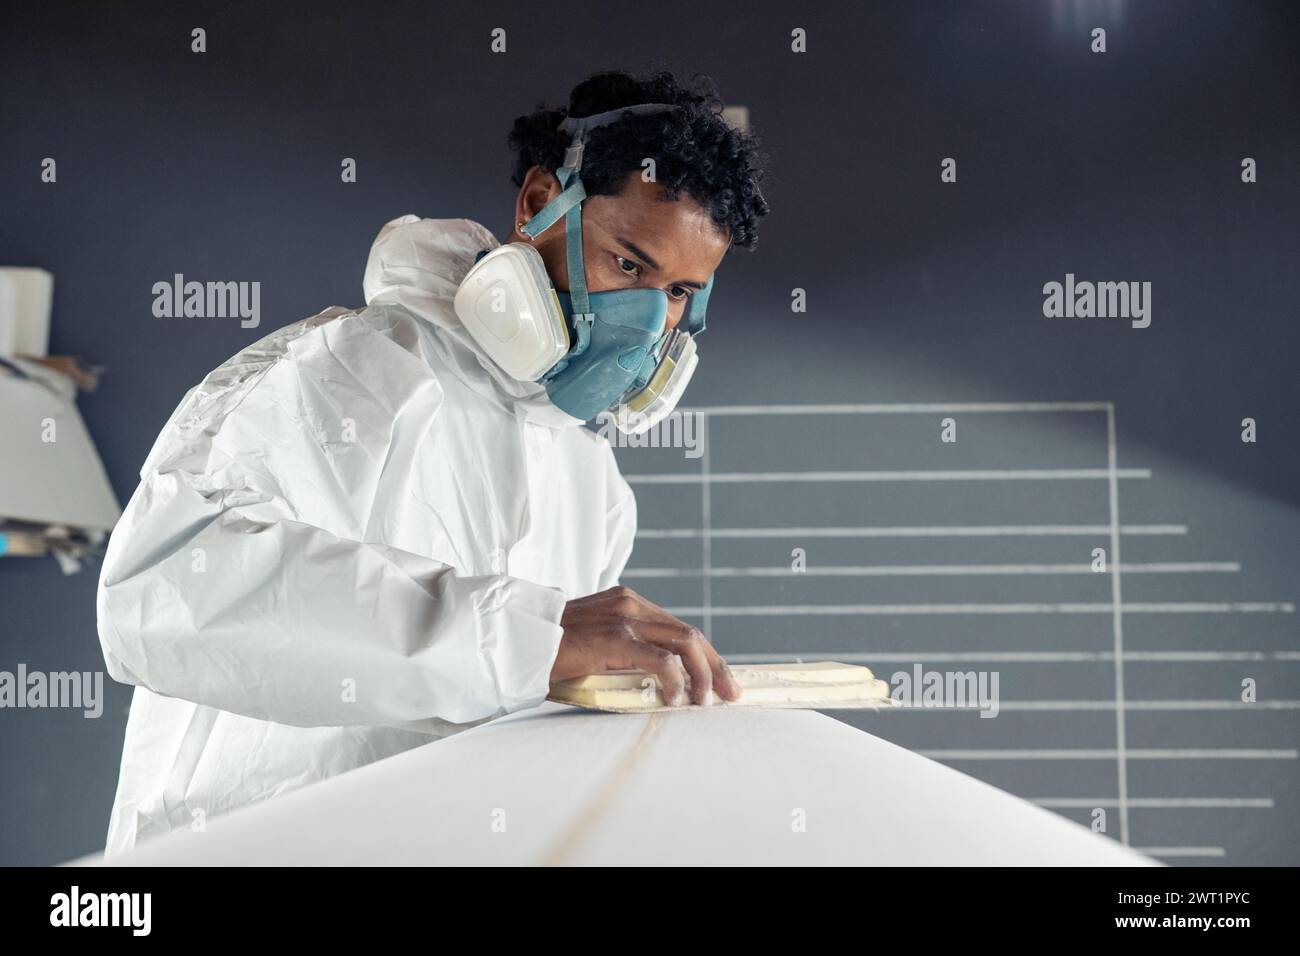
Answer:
[{"left": 508, "top": 70, "right": 770, "bottom": 251}]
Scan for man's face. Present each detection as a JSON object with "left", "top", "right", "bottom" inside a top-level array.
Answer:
[{"left": 516, "top": 169, "right": 730, "bottom": 332}]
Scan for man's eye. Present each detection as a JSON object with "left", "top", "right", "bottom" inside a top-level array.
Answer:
[
  {"left": 668, "top": 285, "right": 693, "bottom": 301},
  {"left": 615, "top": 256, "right": 640, "bottom": 277}
]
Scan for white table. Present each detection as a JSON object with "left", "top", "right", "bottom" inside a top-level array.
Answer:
[{"left": 77, "top": 703, "right": 1156, "bottom": 866}]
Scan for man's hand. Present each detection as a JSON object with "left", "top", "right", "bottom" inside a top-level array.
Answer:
[{"left": 551, "top": 585, "right": 743, "bottom": 706}]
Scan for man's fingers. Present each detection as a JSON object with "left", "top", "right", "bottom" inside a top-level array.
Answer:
[
  {"left": 675, "top": 629, "right": 715, "bottom": 705},
  {"left": 622, "top": 641, "right": 687, "bottom": 707},
  {"left": 609, "top": 589, "right": 740, "bottom": 701},
  {"left": 620, "top": 617, "right": 715, "bottom": 705},
  {"left": 581, "top": 586, "right": 742, "bottom": 706},
  {"left": 702, "top": 642, "right": 743, "bottom": 701}
]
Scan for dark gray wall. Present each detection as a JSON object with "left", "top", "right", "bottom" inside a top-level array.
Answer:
[{"left": 1, "top": 0, "right": 1296, "bottom": 865}]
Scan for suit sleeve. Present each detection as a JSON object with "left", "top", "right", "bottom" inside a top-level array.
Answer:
[{"left": 96, "top": 313, "right": 566, "bottom": 728}]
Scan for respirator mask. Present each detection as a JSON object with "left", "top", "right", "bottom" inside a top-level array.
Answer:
[{"left": 453, "top": 103, "right": 711, "bottom": 434}]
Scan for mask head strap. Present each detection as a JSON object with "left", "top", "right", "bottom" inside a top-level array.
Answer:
[
  {"left": 554, "top": 103, "right": 680, "bottom": 173},
  {"left": 520, "top": 103, "right": 680, "bottom": 321}
]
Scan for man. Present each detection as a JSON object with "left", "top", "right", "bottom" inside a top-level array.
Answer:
[{"left": 97, "top": 70, "right": 770, "bottom": 853}]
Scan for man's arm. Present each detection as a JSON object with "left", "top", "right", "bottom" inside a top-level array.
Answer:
[
  {"left": 98, "top": 486, "right": 566, "bottom": 727},
  {"left": 97, "top": 314, "right": 565, "bottom": 727}
]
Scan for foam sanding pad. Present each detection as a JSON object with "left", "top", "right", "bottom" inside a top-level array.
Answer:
[{"left": 548, "top": 661, "right": 893, "bottom": 713}]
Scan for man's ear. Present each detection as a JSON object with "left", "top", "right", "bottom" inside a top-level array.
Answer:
[{"left": 518, "top": 166, "right": 562, "bottom": 221}]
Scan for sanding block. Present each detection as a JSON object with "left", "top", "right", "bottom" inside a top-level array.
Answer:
[{"left": 548, "top": 661, "right": 893, "bottom": 713}]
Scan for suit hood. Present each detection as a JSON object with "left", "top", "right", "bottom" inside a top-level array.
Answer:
[{"left": 362, "top": 214, "right": 583, "bottom": 430}]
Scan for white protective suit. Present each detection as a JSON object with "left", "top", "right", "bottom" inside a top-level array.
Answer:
[{"left": 97, "top": 216, "right": 638, "bottom": 854}]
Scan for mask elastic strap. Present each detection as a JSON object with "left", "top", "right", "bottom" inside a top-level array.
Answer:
[
  {"left": 559, "top": 166, "right": 592, "bottom": 320},
  {"left": 519, "top": 177, "right": 585, "bottom": 241},
  {"left": 521, "top": 103, "right": 680, "bottom": 330}
]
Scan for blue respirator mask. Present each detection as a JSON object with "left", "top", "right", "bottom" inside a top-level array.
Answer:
[{"left": 453, "top": 103, "right": 711, "bottom": 434}]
